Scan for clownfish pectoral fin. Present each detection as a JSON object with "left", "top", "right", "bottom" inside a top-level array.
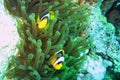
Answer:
[{"left": 61, "top": 62, "right": 66, "bottom": 70}]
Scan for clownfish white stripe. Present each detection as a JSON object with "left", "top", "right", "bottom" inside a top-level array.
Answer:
[
  {"left": 53, "top": 57, "right": 65, "bottom": 66},
  {"left": 41, "top": 13, "right": 50, "bottom": 20}
]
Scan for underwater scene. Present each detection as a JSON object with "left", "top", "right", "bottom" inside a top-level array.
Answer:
[{"left": 0, "top": 0, "right": 120, "bottom": 80}]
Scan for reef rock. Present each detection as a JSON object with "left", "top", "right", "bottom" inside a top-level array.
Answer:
[
  {"left": 0, "top": 0, "right": 19, "bottom": 79},
  {"left": 86, "top": 0, "right": 120, "bottom": 79}
]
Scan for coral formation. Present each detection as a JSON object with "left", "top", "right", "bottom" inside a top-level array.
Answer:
[
  {"left": 78, "top": 56, "right": 112, "bottom": 80},
  {"left": 101, "top": 0, "right": 120, "bottom": 43},
  {"left": 0, "top": 0, "right": 19, "bottom": 79},
  {"left": 4, "top": 0, "right": 91, "bottom": 80},
  {"left": 88, "top": 0, "right": 120, "bottom": 79}
]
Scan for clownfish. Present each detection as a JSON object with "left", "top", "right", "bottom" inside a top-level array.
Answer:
[
  {"left": 37, "top": 11, "right": 55, "bottom": 30},
  {"left": 50, "top": 49, "right": 66, "bottom": 70}
]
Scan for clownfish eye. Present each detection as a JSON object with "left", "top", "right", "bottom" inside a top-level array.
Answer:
[{"left": 36, "top": 23, "right": 38, "bottom": 26}]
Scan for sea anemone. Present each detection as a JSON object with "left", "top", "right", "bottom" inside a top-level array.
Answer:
[{"left": 4, "top": 0, "right": 91, "bottom": 79}]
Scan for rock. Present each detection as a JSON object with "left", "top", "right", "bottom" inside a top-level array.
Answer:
[
  {"left": 86, "top": 0, "right": 120, "bottom": 79},
  {"left": 101, "top": 0, "right": 116, "bottom": 15},
  {"left": 101, "top": 0, "right": 120, "bottom": 41}
]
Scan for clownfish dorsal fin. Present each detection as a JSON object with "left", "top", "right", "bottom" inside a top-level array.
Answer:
[{"left": 37, "top": 13, "right": 40, "bottom": 23}]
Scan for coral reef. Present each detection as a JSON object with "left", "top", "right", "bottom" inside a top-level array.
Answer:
[
  {"left": 88, "top": 0, "right": 120, "bottom": 79},
  {"left": 101, "top": 0, "right": 116, "bottom": 15},
  {"left": 3, "top": 0, "right": 92, "bottom": 80},
  {"left": 101, "top": 0, "right": 120, "bottom": 43},
  {"left": 0, "top": 0, "right": 19, "bottom": 79},
  {"left": 78, "top": 56, "right": 112, "bottom": 80}
]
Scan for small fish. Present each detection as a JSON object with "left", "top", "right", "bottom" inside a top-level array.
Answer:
[
  {"left": 37, "top": 11, "right": 55, "bottom": 30},
  {"left": 50, "top": 49, "right": 66, "bottom": 70}
]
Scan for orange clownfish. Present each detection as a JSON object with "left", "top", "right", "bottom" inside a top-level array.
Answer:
[
  {"left": 37, "top": 11, "right": 55, "bottom": 30},
  {"left": 50, "top": 49, "right": 66, "bottom": 70}
]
